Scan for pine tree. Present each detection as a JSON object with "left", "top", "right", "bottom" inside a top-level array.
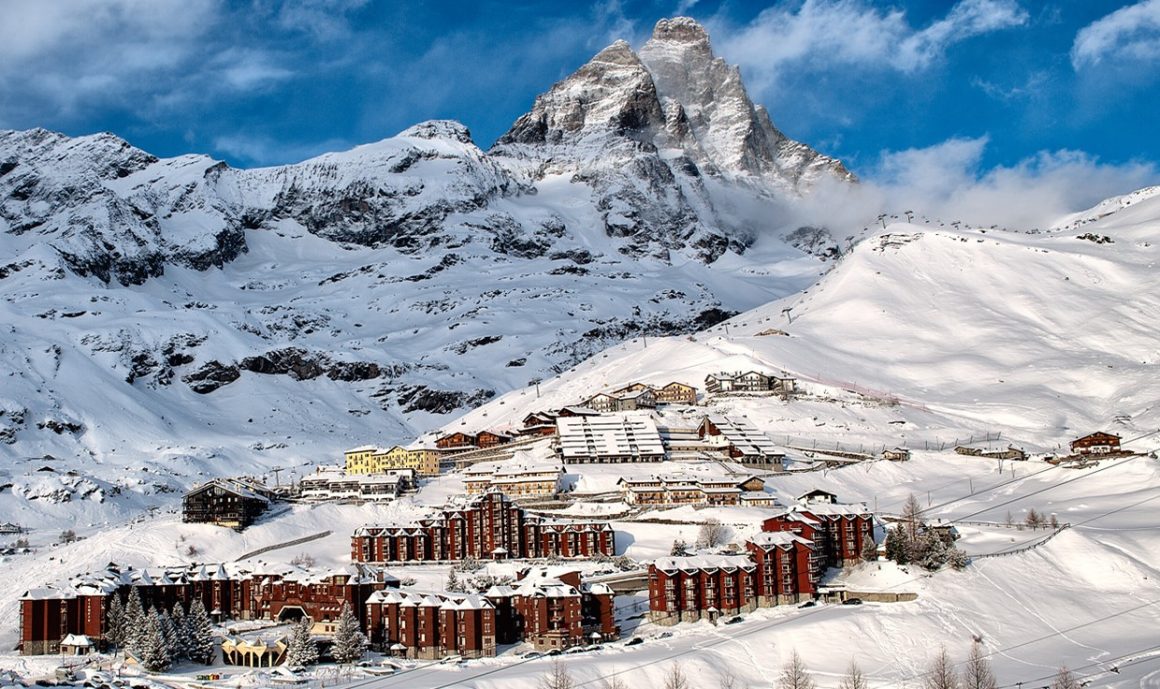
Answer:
[
  {"left": 187, "top": 599, "right": 216, "bottom": 665},
  {"left": 446, "top": 569, "right": 462, "bottom": 593},
  {"left": 778, "top": 650, "right": 816, "bottom": 689},
  {"left": 170, "top": 602, "right": 189, "bottom": 661},
  {"left": 918, "top": 531, "right": 950, "bottom": 571},
  {"left": 963, "top": 643, "right": 997, "bottom": 689},
  {"left": 139, "top": 611, "right": 172, "bottom": 673},
  {"left": 923, "top": 647, "right": 960, "bottom": 689},
  {"left": 946, "top": 545, "right": 970, "bottom": 570},
  {"left": 861, "top": 536, "right": 878, "bottom": 562},
  {"left": 885, "top": 524, "right": 911, "bottom": 564},
  {"left": 330, "top": 602, "right": 366, "bottom": 664},
  {"left": 1051, "top": 666, "right": 1079, "bottom": 689},
  {"left": 1025, "top": 508, "right": 1043, "bottom": 529},
  {"left": 105, "top": 594, "right": 125, "bottom": 650},
  {"left": 285, "top": 618, "right": 319, "bottom": 666},
  {"left": 123, "top": 587, "right": 146, "bottom": 656},
  {"left": 839, "top": 659, "right": 868, "bottom": 689},
  {"left": 671, "top": 539, "right": 688, "bottom": 556},
  {"left": 157, "top": 609, "right": 178, "bottom": 662}
]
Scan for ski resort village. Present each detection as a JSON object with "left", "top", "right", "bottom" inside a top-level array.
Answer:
[{"left": 2, "top": 7, "right": 1160, "bottom": 689}]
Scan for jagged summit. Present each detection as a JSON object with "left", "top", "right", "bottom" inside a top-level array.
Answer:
[
  {"left": 495, "top": 16, "right": 851, "bottom": 191},
  {"left": 650, "top": 16, "right": 712, "bottom": 45}
]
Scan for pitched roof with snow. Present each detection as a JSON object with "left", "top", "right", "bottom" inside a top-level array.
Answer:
[
  {"left": 703, "top": 415, "right": 783, "bottom": 457},
  {"left": 556, "top": 414, "right": 664, "bottom": 460},
  {"left": 652, "top": 554, "right": 756, "bottom": 572}
]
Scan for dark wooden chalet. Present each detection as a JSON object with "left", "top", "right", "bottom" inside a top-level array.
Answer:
[
  {"left": 183, "top": 479, "right": 272, "bottom": 530},
  {"left": 1070, "top": 432, "right": 1122, "bottom": 455}
]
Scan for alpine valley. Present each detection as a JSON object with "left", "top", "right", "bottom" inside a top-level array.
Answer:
[{"left": 2, "top": 15, "right": 1160, "bottom": 689}]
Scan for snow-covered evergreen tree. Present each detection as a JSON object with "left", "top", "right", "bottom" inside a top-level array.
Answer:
[
  {"left": 187, "top": 599, "right": 216, "bottom": 665},
  {"left": 104, "top": 594, "right": 125, "bottom": 650},
  {"left": 446, "top": 569, "right": 462, "bottom": 593},
  {"left": 860, "top": 536, "right": 878, "bottom": 562},
  {"left": 285, "top": 618, "right": 319, "bottom": 666},
  {"left": 139, "top": 611, "right": 172, "bottom": 673},
  {"left": 170, "top": 602, "right": 189, "bottom": 661},
  {"left": 330, "top": 602, "right": 366, "bottom": 664},
  {"left": 157, "top": 609, "right": 179, "bottom": 663},
  {"left": 885, "top": 525, "right": 911, "bottom": 564},
  {"left": 122, "top": 587, "right": 146, "bottom": 656}
]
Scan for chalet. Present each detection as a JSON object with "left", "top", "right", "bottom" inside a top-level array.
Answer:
[
  {"left": 697, "top": 415, "right": 785, "bottom": 469},
  {"left": 182, "top": 478, "right": 273, "bottom": 530},
  {"left": 59, "top": 634, "right": 93, "bottom": 656},
  {"left": 740, "top": 492, "right": 779, "bottom": 507},
  {"left": 556, "top": 415, "right": 665, "bottom": 464},
  {"left": 555, "top": 406, "right": 602, "bottom": 418},
  {"left": 611, "top": 382, "right": 652, "bottom": 395},
  {"left": 583, "top": 388, "right": 657, "bottom": 413},
  {"left": 797, "top": 488, "right": 838, "bottom": 505},
  {"left": 883, "top": 447, "right": 911, "bottom": 461},
  {"left": 435, "top": 432, "right": 478, "bottom": 452},
  {"left": 654, "top": 382, "right": 698, "bottom": 405},
  {"left": 704, "top": 371, "right": 797, "bottom": 395},
  {"left": 476, "top": 430, "right": 514, "bottom": 449},
  {"left": 1070, "top": 432, "right": 1121, "bottom": 455},
  {"left": 520, "top": 412, "right": 559, "bottom": 437}
]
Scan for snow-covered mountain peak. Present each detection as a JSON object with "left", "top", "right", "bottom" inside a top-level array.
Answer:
[
  {"left": 649, "top": 16, "right": 712, "bottom": 47},
  {"left": 638, "top": 17, "right": 852, "bottom": 189},
  {"left": 398, "top": 120, "right": 476, "bottom": 145}
]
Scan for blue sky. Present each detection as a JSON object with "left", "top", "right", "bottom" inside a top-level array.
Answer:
[{"left": 1, "top": 0, "right": 1158, "bottom": 196}]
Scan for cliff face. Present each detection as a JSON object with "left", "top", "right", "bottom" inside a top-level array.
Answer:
[
  {"left": 0, "top": 17, "right": 852, "bottom": 477},
  {"left": 491, "top": 17, "right": 853, "bottom": 262}
]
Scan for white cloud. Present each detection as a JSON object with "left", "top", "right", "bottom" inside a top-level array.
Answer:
[
  {"left": 1071, "top": 0, "right": 1160, "bottom": 69},
  {"left": 786, "top": 137, "right": 1159, "bottom": 232},
  {"left": 716, "top": 0, "right": 1028, "bottom": 94},
  {"left": 212, "top": 134, "right": 352, "bottom": 167}
]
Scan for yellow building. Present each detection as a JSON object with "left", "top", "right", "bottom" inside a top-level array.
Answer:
[
  {"left": 343, "top": 445, "right": 378, "bottom": 474},
  {"left": 344, "top": 445, "right": 440, "bottom": 476}
]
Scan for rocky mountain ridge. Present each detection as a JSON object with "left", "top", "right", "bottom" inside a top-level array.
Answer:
[{"left": 0, "top": 18, "right": 851, "bottom": 488}]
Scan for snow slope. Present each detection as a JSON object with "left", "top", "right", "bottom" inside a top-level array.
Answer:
[{"left": 3, "top": 190, "right": 1160, "bottom": 687}]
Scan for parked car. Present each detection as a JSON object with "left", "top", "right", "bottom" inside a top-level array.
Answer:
[
  {"left": 724, "top": 615, "right": 744, "bottom": 625},
  {"left": 521, "top": 651, "right": 543, "bottom": 660},
  {"left": 843, "top": 597, "right": 864, "bottom": 605},
  {"left": 624, "top": 637, "right": 645, "bottom": 646},
  {"left": 798, "top": 600, "right": 817, "bottom": 608}
]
